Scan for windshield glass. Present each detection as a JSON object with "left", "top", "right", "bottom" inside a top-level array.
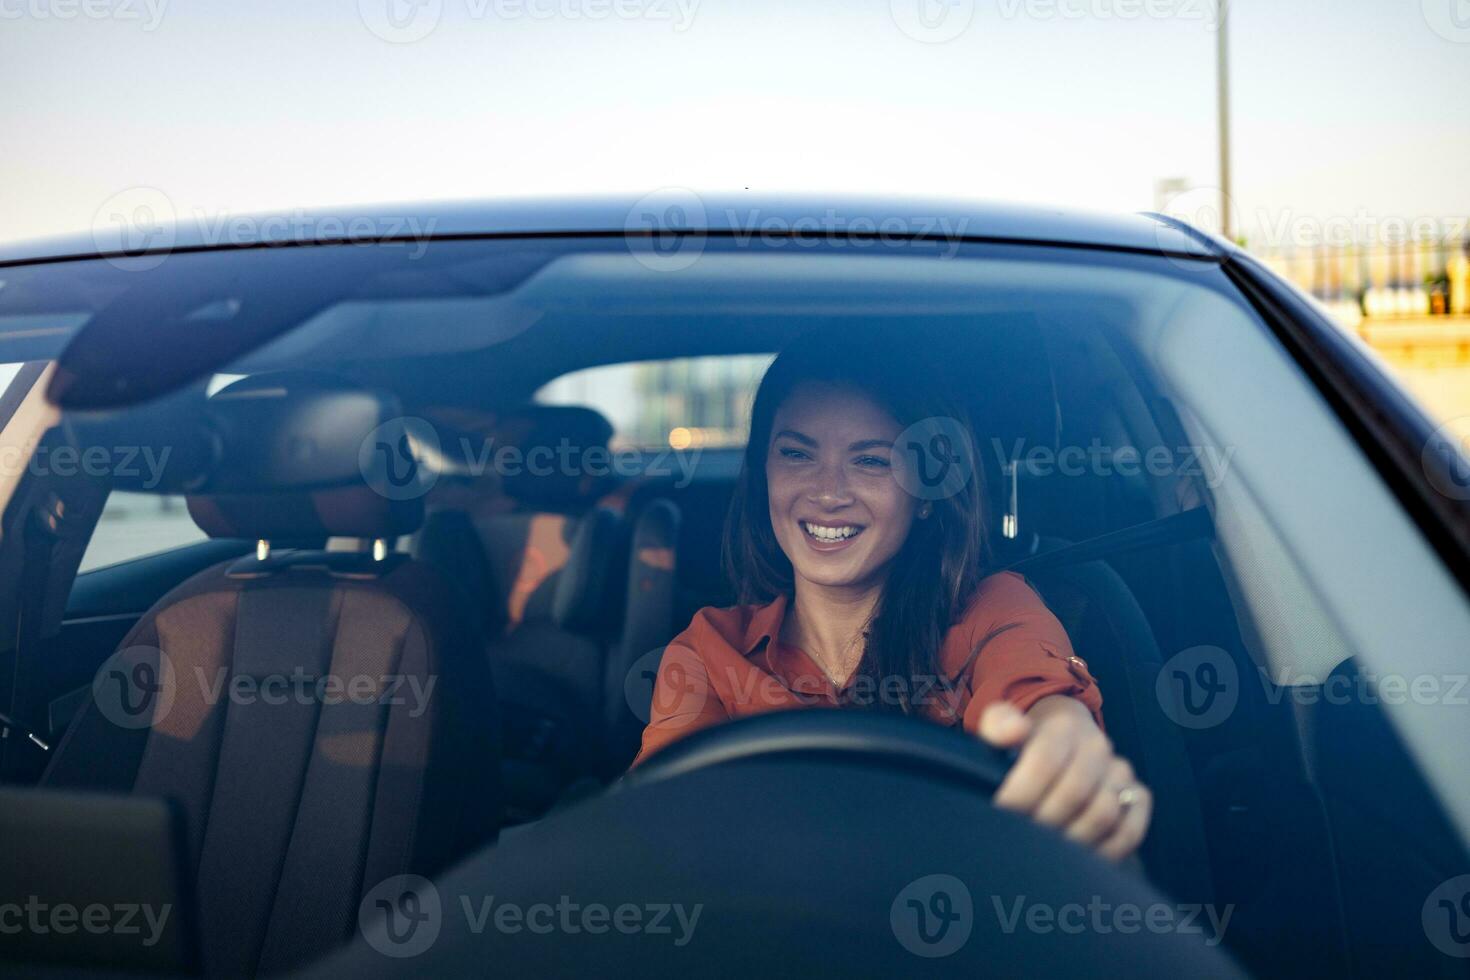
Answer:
[{"left": 9, "top": 234, "right": 1470, "bottom": 979}]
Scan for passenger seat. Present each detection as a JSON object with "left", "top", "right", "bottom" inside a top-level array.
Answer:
[{"left": 43, "top": 373, "right": 501, "bottom": 976}]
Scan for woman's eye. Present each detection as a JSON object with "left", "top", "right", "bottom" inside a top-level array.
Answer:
[
  {"left": 854, "top": 455, "right": 891, "bottom": 468},
  {"left": 777, "top": 447, "right": 810, "bottom": 461}
]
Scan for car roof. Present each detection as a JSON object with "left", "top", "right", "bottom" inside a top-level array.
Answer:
[{"left": 0, "top": 194, "right": 1222, "bottom": 265}]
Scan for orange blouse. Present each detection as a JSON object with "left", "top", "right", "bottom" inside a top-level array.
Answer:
[{"left": 631, "top": 571, "right": 1103, "bottom": 767}]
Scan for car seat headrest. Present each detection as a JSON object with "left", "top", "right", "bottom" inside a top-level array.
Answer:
[
  {"left": 494, "top": 404, "right": 616, "bottom": 511},
  {"left": 185, "top": 372, "right": 425, "bottom": 542}
]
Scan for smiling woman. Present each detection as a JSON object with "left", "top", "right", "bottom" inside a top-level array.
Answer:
[{"left": 632, "top": 326, "right": 1149, "bottom": 861}]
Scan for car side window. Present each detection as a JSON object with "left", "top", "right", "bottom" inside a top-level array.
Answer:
[
  {"left": 0, "top": 362, "right": 31, "bottom": 401},
  {"left": 536, "top": 354, "right": 774, "bottom": 450},
  {"left": 78, "top": 491, "right": 208, "bottom": 573}
]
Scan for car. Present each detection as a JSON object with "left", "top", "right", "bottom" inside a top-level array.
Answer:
[{"left": 0, "top": 195, "right": 1467, "bottom": 978}]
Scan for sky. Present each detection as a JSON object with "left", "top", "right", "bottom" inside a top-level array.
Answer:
[{"left": 1, "top": 0, "right": 1467, "bottom": 249}]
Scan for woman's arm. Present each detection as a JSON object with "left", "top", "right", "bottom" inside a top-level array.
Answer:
[
  {"left": 628, "top": 643, "right": 731, "bottom": 768},
  {"left": 978, "top": 695, "right": 1152, "bottom": 861}
]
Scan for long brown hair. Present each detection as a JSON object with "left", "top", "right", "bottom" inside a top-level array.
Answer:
[{"left": 722, "top": 326, "right": 989, "bottom": 713}]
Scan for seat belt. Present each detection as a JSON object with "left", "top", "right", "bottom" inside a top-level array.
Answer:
[
  {"left": 1000, "top": 507, "right": 1220, "bottom": 907},
  {"left": 999, "top": 507, "right": 1214, "bottom": 577}
]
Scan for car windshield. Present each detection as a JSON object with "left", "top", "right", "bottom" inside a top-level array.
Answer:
[
  {"left": 4, "top": 232, "right": 1468, "bottom": 979},
  {"left": 5, "top": 235, "right": 1455, "bottom": 694}
]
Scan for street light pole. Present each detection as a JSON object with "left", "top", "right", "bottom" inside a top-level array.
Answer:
[{"left": 1217, "top": 0, "right": 1233, "bottom": 242}]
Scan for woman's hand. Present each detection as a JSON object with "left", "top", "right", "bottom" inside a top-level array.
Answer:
[{"left": 977, "top": 696, "right": 1152, "bottom": 861}]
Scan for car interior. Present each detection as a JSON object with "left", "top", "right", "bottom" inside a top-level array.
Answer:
[{"left": 0, "top": 237, "right": 1467, "bottom": 977}]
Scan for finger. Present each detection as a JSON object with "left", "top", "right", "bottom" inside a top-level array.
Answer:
[
  {"left": 1096, "top": 783, "right": 1153, "bottom": 862},
  {"left": 1063, "top": 758, "right": 1135, "bottom": 846},
  {"left": 977, "top": 701, "right": 1031, "bottom": 749},
  {"left": 1032, "top": 731, "right": 1114, "bottom": 829},
  {"left": 993, "top": 713, "right": 1080, "bottom": 814}
]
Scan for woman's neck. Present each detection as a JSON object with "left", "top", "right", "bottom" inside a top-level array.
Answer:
[{"left": 781, "top": 578, "right": 882, "bottom": 688}]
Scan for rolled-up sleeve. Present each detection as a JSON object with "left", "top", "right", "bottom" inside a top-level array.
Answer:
[{"left": 958, "top": 573, "right": 1104, "bottom": 735}]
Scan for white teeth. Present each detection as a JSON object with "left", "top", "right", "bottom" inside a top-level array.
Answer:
[{"left": 802, "top": 522, "right": 861, "bottom": 542}]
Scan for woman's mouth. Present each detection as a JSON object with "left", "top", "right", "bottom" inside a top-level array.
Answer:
[{"left": 800, "top": 520, "right": 865, "bottom": 551}]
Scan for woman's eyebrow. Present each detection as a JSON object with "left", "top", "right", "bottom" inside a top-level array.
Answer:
[
  {"left": 774, "top": 429, "right": 817, "bottom": 446},
  {"left": 848, "top": 438, "right": 894, "bottom": 452}
]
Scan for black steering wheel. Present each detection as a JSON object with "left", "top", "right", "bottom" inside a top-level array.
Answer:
[
  {"left": 621, "top": 709, "right": 1015, "bottom": 796},
  {"left": 317, "top": 707, "right": 1246, "bottom": 978}
]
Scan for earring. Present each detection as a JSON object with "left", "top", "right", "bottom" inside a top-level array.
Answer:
[{"left": 918, "top": 504, "right": 933, "bottom": 519}]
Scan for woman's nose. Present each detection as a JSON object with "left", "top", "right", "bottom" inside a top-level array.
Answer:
[{"left": 805, "top": 464, "right": 854, "bottom": 508}]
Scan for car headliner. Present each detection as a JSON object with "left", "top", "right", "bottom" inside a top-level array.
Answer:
[{"left": 0, "top": 195, "right": 1224, "bottom": 266}]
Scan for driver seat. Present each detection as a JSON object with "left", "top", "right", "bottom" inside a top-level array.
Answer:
[{"left": 42, "top": 374, "right": 502, "bottom": 976}]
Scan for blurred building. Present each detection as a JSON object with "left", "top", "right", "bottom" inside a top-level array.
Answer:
[
  {"left": 1253, "top": 234, "right": 1470, "bottom": 328},
  {"left": 629, "top": 354, "right": 773, "bottom": 449}
]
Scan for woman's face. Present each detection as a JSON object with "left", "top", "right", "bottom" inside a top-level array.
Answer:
[{"left": 766, "top": 382, "right": 919, "bottom": 594}]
